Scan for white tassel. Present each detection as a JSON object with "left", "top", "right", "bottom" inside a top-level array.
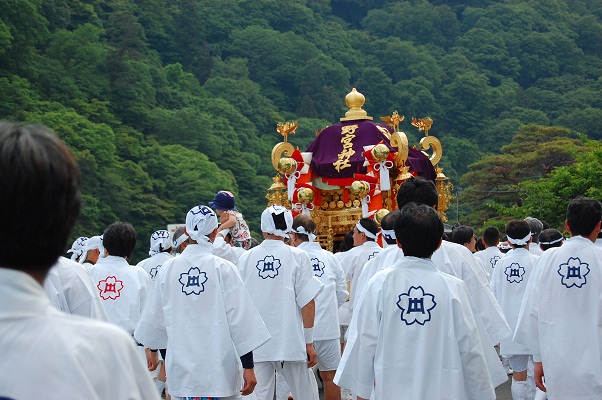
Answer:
[
  {"left": 361, "top": 195, "right": 370, "bottom": 218},
  {"left": 374, "top": 160, "right": 393, "bottom": 191},
  {"left": 286, "top": 171, "right": 300, "bottom": 201}
]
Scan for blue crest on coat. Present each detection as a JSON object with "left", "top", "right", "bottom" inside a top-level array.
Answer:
[
  {"left": 311, "top": 257, "right": 326, "bottom": 277},
  {"left": 256, "top": 255, "right": 281, "bottom": 279},
  {"left": 397, "top": 286, "right": 437, "bottom": 326},
  {"left": 179, "top": 267, "right": 208, "bottom": 295},
  {"left": 505, "top": 262, "right": 525, "bottom": 283},
  {"left": 558, "top": 257, "right": 590, "bottom": 288}
]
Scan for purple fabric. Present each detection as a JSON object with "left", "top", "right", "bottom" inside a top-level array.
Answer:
[
  {"left": 406, "top": 147, "right": 436, "bottom": 182},
  {"left": 306, "top": 121, "right": 436, "bottom": 182},
  {"left": 306, "top": 121, "right": 393, "bottom": 178}
]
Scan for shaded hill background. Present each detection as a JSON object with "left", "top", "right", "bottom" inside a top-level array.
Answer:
[{"left": 1, "top": 0, "right": 601, "bottom": 261}]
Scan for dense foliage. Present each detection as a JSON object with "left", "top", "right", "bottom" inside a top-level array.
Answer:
[{"left": 1, "top": 0, "right": 601, "bottom": 260}]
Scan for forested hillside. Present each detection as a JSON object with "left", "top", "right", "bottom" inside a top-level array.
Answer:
[{"left": 1, "top": 0, "right": 601, "bottom": 261}]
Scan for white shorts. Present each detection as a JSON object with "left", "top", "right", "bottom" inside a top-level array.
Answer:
[
  {"left": 254, "top": 360, "right": 319, "bottom": 400},
  {"left": 508, "top": 354, "right": 530, "bottom": 373},
  {"left": 314, "top": 339, "right": 341, "bottom": 371}
]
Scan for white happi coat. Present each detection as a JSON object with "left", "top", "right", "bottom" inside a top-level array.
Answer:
[
  {"left": 514, "top": 236, "right": 602, "bottom": 399},
  {"left": 89, "top": 255, "right": 150, "bottom": 335},
  {"left": 433, "top": 241, "right": 511, "bottom": 345},
  {"left": 338, "top": 241, "right": 382, "bottom": 315},
  {"left": 529, "top": 244, "right": 544, "bottom": 256},
  {"left": 44, "top": 256, "right": 107, "bottom": 320},
  {"left": 474, "top": 246, "right": 504, "bottom": 277},
  {"left": 137, "top": 252, "right": 173, "bottom": 281},
  {"left": 351, "top": 244, "right": 507, "bottom": 390},
  {"left": 297, "top": 241, "right": 348, "bottom": 341},
  {"left": 134, "top": 241, "right": 270, "bottom": 398},
  {"left": 490, "top": 248, "right": 538, "bottom": 356},
  {"left": 353, "top": 245, "right": 403, "bottom": 310},
  {"left": 213, "top": 236, "right": 246, "bottom": 264},
  {"left": 237, "top": 239, "right": 322, "bottom": 362},
  {"left": 334, "top": 257, "right": 496, "bottom": 400},
  {"left": 1, "top": 268, "right": 158, "bottom": 399}
]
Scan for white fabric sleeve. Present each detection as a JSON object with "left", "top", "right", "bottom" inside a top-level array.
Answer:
[
  {"left": 331, "top": 254, "right": 349, "bottom": 307},
  {"left": 294, "top": 251, "right": 323, "bottom": 308},
  {"left": 134, "top": 264, "right": 169, "bottom": 349},
  {"left": 334, "top": 274, "right": 381, "bottom": 399}
]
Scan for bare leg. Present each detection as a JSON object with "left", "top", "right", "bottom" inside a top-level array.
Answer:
[{"left": 320, "top": 370, "right": 341, "bottom": 400}]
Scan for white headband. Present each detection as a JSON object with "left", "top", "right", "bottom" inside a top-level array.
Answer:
[
  {"left": 381, "top": 229, "right": 396, "bottom": 241},
  {"left": 507, "top": 232, "right": 531, "bottom": 246},
  {"left": 149, "top": 229, "right": 172, "bottom": 256},
  {"left": 173, "top": 233, "right": 189, "bottom": 249},
  {"left": 261, "top": 205, "right": 293, "bottom": 238},
  {"left": 292, "top": 226, "right": 316, "bottom": 242},
  {"left": 80, "top": 236, "right": 103, "bottom": 263},
  {"left": 540, "top": 237, "right": 563, "bottom": 245},
  {"left": 186, "top": 205, "right": 218, "bottom": 243},
  {"left": 67, "top": 236, "right": 89, "bottom": 261},
  {"left": 356, "top": 221, "right": 377, "bottom": 239}
]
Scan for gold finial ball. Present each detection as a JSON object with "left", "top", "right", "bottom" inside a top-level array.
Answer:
[
  {"left": 277, "top": 157, "right": 297, "bottom": 175},
  {"left": 297, "top": 187, "right": 314, "bottom": 204},
  {"left": 371, "top": 143, "right": 390, "bottom": 162},
  {"left": 345, "top": 88, "right": 365, "bottom": 109},
  {"left": 374, "top": 208, "right": 390, "bottom": 225},
  {"left": 349, "top": 180, "right": 370, "bottom": 198}
]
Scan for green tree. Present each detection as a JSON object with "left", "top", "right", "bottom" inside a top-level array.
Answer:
[
  {"left": 514, "top": 140, "right": 602, "bottom": 228},
  {"left": 460, "top": 125, "right": 585, "bottom": 225}
]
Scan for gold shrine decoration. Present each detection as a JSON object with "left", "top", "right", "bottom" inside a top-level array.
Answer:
[
  {"left": 271, "top": 142, "right": 295, "bottom": 171},
  {"left": 420, "top": 136, "right": 442, "bottom": 166},
  {"left": 277, "top": 157, "right": 297, "bottom": 175},
  {"left": 412, "top": 117, "right": 442, "bottom": 166},
  {"left": 374, "top": 208, "right": 390, "bottom": 225},
  {"left": 371, "top": 143, "right": 390, "bottom": 162},
  {"left": 265, "top": 88, "right": 454, "bottom": 250},
  {"left": 340, "top": 88, "right": 373, "bottom": 122},
  {"left": 382, "top": 111, "right": 409, "bottom": 166},
  {"left": 411, "top": 117, "right": 433, "bottom": 136},
  {"left": 436, "top": 167, "right": 453, "bottom": 223},
  {"left": 333, "top": 124, "right": 358, "bottom": 172},
  {"left": 380, "top": 111, "right": 404, "bottom": 131},
  {"left": 276, "top": 121, "right": 298, "bottom": 143},
  {"left": 390, "top": 131, "right": 409, "bottom": 166}
]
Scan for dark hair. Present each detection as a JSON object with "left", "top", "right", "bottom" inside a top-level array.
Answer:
[
  {"left": 103, "top": 222, "right": 138, "bottom": 258},
  {"left": 450, "top": 225, "right": 474, "bottom": 246},
  {"left": 395, "top": 202, "right": 443, "bottom": 258},
  {"left": 292, "top": 214, "right": 316, "bottom": 242},
  {"left": 396, "top": 177, "right": 438, "bottom": 209},
  {"left": 380, "top": 210, "right": 400, "bottom": 245},
  {"left": 566, "top": 196, "right": 602, "bottom": 237},
  {"left": 475, "top": 238, "right": 485, "bottom": 251},
  {"left": 539, "top": 228, "right": 564, "bottom": 251},
  {"left": 482, "top": 226, "right": 500, "bottom": 247},
  {"left": 505, "top": 219, "right": 531, "bottom": 249},
  {"left": 357, "top": 217, "right": 378, "bottom": 241},
  {"left": 339, "top": 229, "right": 355, "bottom": 252},
  {"left": 172, "top": 226, "right": 188, "bottom": 253},
  {"left": 524, "top": 217, "right": 544, "bottom": 243},
  {"left": 0, "top": 122, "right": 81, "bottom": 271}
]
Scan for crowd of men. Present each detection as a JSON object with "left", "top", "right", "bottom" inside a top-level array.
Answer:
[{"left": 1, "top": 121, "right": 601, "bottom": 400}]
